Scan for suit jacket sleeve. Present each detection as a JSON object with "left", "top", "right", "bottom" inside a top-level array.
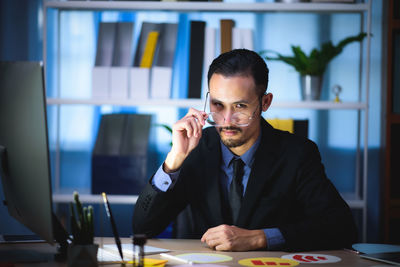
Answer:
[{"left": 132, "top": 174, "right": 187, "bottom": 237}]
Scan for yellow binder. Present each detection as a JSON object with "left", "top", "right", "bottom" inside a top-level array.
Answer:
[
  {"left": 140, "top": 31, "right": 159, "bottom": 68},
  {"left": 266, "top": 118, "right": 294, "bottom": 134}
]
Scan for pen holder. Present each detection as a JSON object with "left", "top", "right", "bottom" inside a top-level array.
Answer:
[
  {"left": 133, "top": 234, "right": 147, "bottom": 267},
  {"left": 67, "top": 243, "right": 99, "bottom": 267}
]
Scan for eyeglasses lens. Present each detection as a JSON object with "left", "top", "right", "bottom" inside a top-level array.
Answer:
[{"left": 206, "top": 112, "right": 250, "bottom": 127}]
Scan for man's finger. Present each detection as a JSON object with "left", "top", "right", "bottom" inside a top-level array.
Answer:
[
  {"left": 180, "top": 120, "right": 194, "bottom": 138},
  {"left": 187, "top": 116, "right": 200, "bottom": 137},
  {"left": 201, "top": 224, "right": 228, "bottom": 241},
  {"left": 215, "top": 243, "right": 230, "bottom": 251},
  {"left": 188, "top": 108, "right": 206, "bottom": 126}
]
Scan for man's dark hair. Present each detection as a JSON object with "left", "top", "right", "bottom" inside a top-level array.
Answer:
[{"left": 207, "top": 49, "right": 269, "bottom": 97}]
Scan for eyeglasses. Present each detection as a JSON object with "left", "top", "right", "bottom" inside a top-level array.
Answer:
[{"left": 202, "top": 92, "right": 260, "bottom": 127}]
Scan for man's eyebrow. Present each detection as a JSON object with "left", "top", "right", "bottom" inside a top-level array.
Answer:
[
  {"left": 210, "top": 98, "right": 250, "bottom": 105},
  {"left": 233, "top": 100, "right": 250, "bottom": 105},
  {"left": 210, "top": 98, "right": 224, "bottom": 105}
]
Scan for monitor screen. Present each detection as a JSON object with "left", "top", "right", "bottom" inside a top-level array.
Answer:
[{"left": 0, "top": 61, "right": 56, "bottom": 246}]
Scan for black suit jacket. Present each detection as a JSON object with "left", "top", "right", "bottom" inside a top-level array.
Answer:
[{"left": 133, "top": 120, "right": 357, "bottom": 251}]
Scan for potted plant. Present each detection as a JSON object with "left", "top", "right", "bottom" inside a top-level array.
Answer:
[
  {"left": 67, "top": 191, "right": 98, "bottom": 267},
  {"left": 260, "top": 32, "right": 367, "bottom": 100}
]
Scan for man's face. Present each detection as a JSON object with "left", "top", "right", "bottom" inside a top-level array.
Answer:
[{"left": 208, "top": 73, "right": 262, "bottom": 153}]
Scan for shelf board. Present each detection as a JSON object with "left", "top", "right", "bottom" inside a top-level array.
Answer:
[
  {"left": 53, "top": 193, "right": 365, "bottom": 208},
  {"left": 341, "top": 192, "right": 366, "bottom": 209},
  {"left": 44, "top": 1, "right": 368, "bottom": 13},
  {"left": 47, "top": 97, "right": 204, "bottom": 108},
  {"left": 272, "top": 101, "right": 367, "bottom": 110},
  {"left": 53, "top": 193, "right": 138, "bottom": 204},
  {"left": 46, "top": 97, "right": 367, "bottom": 110}
]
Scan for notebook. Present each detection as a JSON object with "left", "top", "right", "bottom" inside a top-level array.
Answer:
[
  {"left": 98, "top": 244, "right": 169, "bottom": 263},
  {"left": 360, "top": 252, "right": 400, "bottom": 266}
]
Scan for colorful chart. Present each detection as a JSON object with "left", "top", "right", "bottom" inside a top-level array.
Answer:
[
  {"left": 282, "top": 253, "right": 341, "bottom": 264},
  {"left": 176, "top": 265, "right": 228, "bottom": 267},
  {"left": 238, "top": 257, "right": 299, "bottom": 266},
  {"left": 175, "top": 253, "right": 232, "bottom": 263}
]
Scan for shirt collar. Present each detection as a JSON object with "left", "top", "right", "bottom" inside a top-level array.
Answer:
[{"left": 220, "top": 129, "right": 262, "bottom": 168}]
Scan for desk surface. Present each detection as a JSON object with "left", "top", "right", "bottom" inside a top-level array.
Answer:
[{"left": 0, "top": 238, "right": 391, "bottom": 266}]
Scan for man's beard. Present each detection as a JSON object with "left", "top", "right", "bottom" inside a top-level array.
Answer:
[{"left": 218, "top": 126, "right": 245, "bottom": 148}]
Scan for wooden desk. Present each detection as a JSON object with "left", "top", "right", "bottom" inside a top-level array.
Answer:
[{"left": 0, "top": 238, "right": 389, "bottom": 266}]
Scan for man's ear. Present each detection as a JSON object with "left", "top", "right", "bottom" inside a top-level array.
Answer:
[{"left": 262, "top": 93, "right": 273, "bottom": 112}]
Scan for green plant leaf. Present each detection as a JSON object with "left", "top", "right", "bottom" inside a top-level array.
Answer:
[
  {"left": 70, "top": 191, "right": 94, "bottom": 245},
  {"left": 154, "top": 123, "right": 172, "bottom": 133},
  {"left": 154, "top": 123, "right": 173, "bottom": 146},
  {"left": 259, "top": 32, "right": 368, "bottom": 76}
]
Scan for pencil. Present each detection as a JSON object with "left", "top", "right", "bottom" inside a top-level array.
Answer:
[{"left": 160, "top": 253, "right": 194, "bottom": 265}]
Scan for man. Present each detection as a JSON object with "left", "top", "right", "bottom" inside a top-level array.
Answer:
[{"left": 133, "top": 49, "right": 357, "bottom": 251}]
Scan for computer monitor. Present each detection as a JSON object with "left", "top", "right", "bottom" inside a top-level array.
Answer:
[{"left": 0, "top": 61, "right": 68, "bottom": 261}]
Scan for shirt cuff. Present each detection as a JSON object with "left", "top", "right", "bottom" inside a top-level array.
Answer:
[
  {"left": 264, "top": 228, "right": 285, "bottom": 250},
  {"left": 151, "top": 164, "right": 180, "bottom": 192}
]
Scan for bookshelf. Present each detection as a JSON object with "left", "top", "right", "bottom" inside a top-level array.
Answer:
[{"left": 43, "top": 0, "right": 372, "bottom": 241}]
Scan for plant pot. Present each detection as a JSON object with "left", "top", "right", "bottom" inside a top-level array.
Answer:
[
  {"left": 67, "top": 244, "right": 99, "bottom": 267},
  {"left": 300, "top": 75, "right": 323, "bottom": 101}
]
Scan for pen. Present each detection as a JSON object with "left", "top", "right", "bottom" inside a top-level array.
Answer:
[
  {"left": 160, "top": 253, "right": 194, "bottom": 265},
  {"left": 102, "top": 192, "right": 124, "bottom": 261},
  {"left": 343, "top": 248, "right": 360, "bottom": 255}
]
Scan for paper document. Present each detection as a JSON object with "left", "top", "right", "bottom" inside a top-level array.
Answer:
[
  {"left": 101, "top": 244, "right": 169, "bottom": 257},
  {"left": 98, "top": 249, "right": 167, "bottom": 266},
  {"left": 98, "top": 245, "right": 169, "bottom": 264}
]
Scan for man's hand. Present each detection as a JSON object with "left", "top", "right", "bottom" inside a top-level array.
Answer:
[
  {"left": 201, "top": 224, "right": 267, "bottom": 251},
  {"left": 164, "top": 108, "right": 207, "bottom": 173}
]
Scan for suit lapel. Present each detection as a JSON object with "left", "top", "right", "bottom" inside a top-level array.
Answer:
[
  {"left": 203, "top": 128, "right": 225, "bottom": 225},
  {"left": 237, "top": 120, "right": 282, "bottom": 227}
]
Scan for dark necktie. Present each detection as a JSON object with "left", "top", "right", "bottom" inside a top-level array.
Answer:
[{"left": 229, "top": 158, "right": 244, "bottom": 224}]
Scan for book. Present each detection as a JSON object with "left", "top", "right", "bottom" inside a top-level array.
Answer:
[
  {"left": 232, "top": 27, "right": 254, "bottom": 50},
  {"left": 187, "top": 21, "right": 206, "bottom": 99},
  {"left": 140, "top": 31, "right": 160, "bottom": 68},
  {"left": 202, "top": 27, "right": 216, "bottom": 96},
  {"left": 133, "top": 22, "right": 162, "bottom": 67},
  {"left": 95, "top": 22, "right": 117, "bottom": 67},
  {"left": 241, "top": 28, "right": 254, "bottom": 50},
  {"left": 92, "top": 22, "right": 117, "bottom": 99},
  {"left": 220, "top": 19, "right": 235, "bottom": 54},
  {"left": 112, "top": 22, "right": 134, "bottom": 67},
  {"left": 110, "top": 22, "right": 134, "bottom": 99},
  {"left": 232, "top": 27, "right": 241, "bottom": 50},
  {"left": 151, "top": 23, "right": 179, "bottom": 99},
  {"left": 130, "top": 22, "right": 161, "bottom": 100},
  {"left": 153, "top": 23, "right": 178, "bottom": 68}
]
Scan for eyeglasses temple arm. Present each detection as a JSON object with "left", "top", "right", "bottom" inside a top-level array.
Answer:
[{"left": 203, "top": 91, "right": 209, "bottom": 112}]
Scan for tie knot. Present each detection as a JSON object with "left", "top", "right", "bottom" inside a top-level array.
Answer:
[{"left": 232, "top": 158, "right": 244, "bottom": 174}]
